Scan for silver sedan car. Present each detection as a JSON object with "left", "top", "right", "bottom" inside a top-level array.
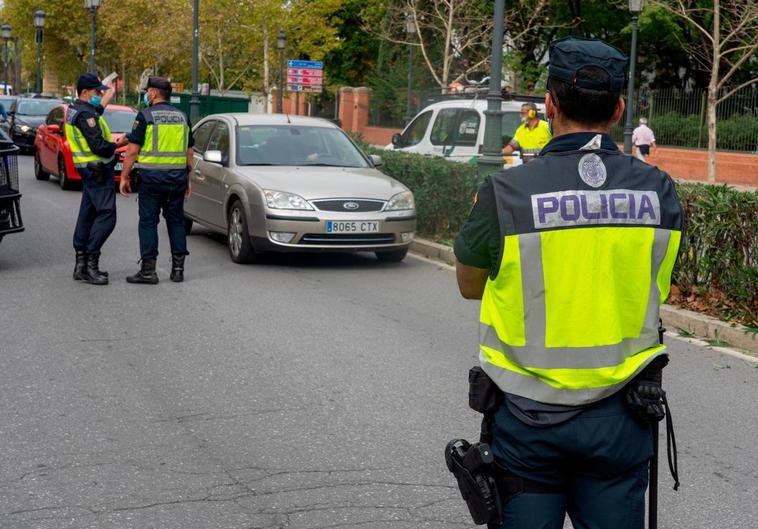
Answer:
[{"left": 184, "top": 114, "right": 416, "bottom": 263}]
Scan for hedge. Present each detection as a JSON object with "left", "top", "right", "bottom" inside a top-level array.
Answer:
[{"left": 369, "top": 147, "right": 758, "bottom": 326}]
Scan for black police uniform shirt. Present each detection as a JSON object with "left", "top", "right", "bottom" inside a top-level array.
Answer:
[
  {"left": 454, "top": 132, "right": 623, "bottom": 427},
  {"left": 71, "top": 100, "right": 117, "bottom": 162},
  {"left": 128, "top": 102, "right": 195, "bottom": 185}
]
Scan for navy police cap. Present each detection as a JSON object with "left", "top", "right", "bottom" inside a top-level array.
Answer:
[
  {"left": 76, "top": 72, "right": 109, "bottom": 92},
  {"left": 548, "top": 37, "right": 628, "bottom": 92},
  {"left": 146, "top": 76, "right": 172, "bottom": 93}
]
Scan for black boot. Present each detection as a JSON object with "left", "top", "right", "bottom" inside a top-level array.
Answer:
[
  {"left": 73, "top": 251, "right": 87, "bottom": 280},
  {"left": 170, "top": 254, "right": 185, "bottom": 283},
  {"left": 126, "top": 258, "right": 159, "bottom": 285},
  {"left": 89, "top": 253, "right": 109, "bottom": 278},
  {"left": 84, "top": 254, "right": 109, "bottom": 285}
]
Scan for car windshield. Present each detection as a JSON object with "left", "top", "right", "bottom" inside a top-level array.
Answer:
[
  {"left": 103, "top": 109, "right": 137, "bottom": 133},
  {"left": 237, "top": 125, "right": 369, "bottom": 168},
  {"left": 17, "top": 99, "right": 62, "bottom": 116}
]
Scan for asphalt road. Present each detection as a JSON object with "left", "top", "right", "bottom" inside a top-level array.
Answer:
[{"left": 1, "top": 154, "right": 756, "bottom": 529}]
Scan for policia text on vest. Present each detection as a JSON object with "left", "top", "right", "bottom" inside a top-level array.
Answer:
[{"left": 450, "top": 37, "right": 684, "bottom": 529}]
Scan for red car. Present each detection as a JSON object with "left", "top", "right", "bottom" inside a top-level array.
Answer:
[{"left": 33, "top": 104, "right": 137, "bottom": 190}]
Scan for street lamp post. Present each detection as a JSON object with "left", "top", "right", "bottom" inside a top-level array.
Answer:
[
  {"left": 277, "top": 31, "right": 286, "bottom": 113},
  {"left": 84, "top": 0, "right": 101, "bottom": 74},
  {"left": 1, "top": 25, "right": 11, "bottom": 96},
  {"left": 404, "top": 12, "right": 416, "bottom": 125},
  {"left": 623, "top": 0, "right": 644, "bottom": 155},
  {"left": 190, "top": 0, "right": 200, "bottom": 123},
  {"left": 477, "top": 0, "right": 506, "bottom": 177},
  {"left": 34, "top": 10, "right": 45, "bottom": 95}
]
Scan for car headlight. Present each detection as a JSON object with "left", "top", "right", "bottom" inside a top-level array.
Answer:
[
  {"left": 264, "top": 190, "right": 314, "bottom": 210},
  {"left": 17, "top": 124, "right": 31, "bottom": 133},
  {"left": 385, "top": 191, "right": 415, "bottom": 211}
]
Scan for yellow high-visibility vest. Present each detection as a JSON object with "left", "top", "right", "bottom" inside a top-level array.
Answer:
[
  {"left": 64, "top": 106, "right": 112, "bottom": 168},
  {"left": 479, "top": 144, "right": 683, "bottom": 406},
  {"left": 137, "top": 106, "right": 189, "bottom": 170}
]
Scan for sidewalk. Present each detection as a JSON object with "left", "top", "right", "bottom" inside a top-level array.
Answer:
[{"left": 410, "top": 238, "right": 758, "bottom": 355}]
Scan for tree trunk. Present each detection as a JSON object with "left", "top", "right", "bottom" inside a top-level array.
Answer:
[
  {"left": 263, "top": 27, "right": 270, "bottom": 95},
  {"left": 706, "top": 87, "right": 717, "bottom": 183}
]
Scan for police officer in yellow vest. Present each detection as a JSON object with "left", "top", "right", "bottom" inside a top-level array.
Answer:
[
  {"left": 69, "top": 73, "right": 128, "bottom": 285},
  {"left": 454, "top": 38, "right": 684, "bottom": 528},
  {"left": 119, "top": 77, "right": 194, "bottom": 284}
]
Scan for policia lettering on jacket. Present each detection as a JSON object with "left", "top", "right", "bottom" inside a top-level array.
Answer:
[{"left": 448, "top": 37, "right": 684, "bottom": 529}]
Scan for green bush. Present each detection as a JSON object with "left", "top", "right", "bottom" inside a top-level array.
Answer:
[
  {"left": 367, "top": 147, "right": 757, "bottom": 325},
  {"left": 674, "top": 184, "right": 758, "bottom": 325}
]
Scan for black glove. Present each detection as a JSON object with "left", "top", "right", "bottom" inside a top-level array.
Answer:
[{"left": 625, "top": 355, "right": 669, "bottom": 423}]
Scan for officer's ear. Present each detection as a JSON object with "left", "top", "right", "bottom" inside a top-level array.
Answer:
[
  {"left": 610, "top": 96, "right": 625, "bottom": 126},
  {"left": 545, "top": 92, "right": 556, "bottom": 120}
]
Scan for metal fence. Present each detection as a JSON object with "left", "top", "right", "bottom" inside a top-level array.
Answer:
[{"left": 373, "top": 85, "right": 758, "bottom": 152}]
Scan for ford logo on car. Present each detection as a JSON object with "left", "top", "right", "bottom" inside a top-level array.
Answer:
[{"left": 343, "top": 201, "right": 360, "bottom": 210}]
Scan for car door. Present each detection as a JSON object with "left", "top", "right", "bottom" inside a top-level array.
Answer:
[
  {"left": 429, "top": 108, "right": 461, "bottom": 159},
  {"left": 40, "top": 107, "right": 63, "bottom": 171},
  {"left": 186, "top": 119, "right": 216, "bottom": 225},
  {"left": 445, "top": 109, "right": 482, "bottom": 163},
  {"left": 393, "top": 110, "right": 433, "bottom": 155},
  {"left": 199, "top": 120, "right": 231, "bottom": 228}
]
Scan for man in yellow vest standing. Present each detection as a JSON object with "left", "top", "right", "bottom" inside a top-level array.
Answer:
[
  {"left": 69, "top": 73, "right": 128, "bottom": 285},
  {"left": 502, "top": 102, "right": 552, "bottom": 159},
  {"left": 119, "top": 77, "right": 194, "bottom": 284},
  {"left": 453, "top": 37, "right": 683, "bottom": 528}
]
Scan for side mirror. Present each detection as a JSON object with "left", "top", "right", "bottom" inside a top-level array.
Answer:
[
  {"left": 47, "top": 124, "right": 61, "bottom": 134},
  {"left": 391, "top": 133, "right": 403, "bottom": 148},
  {"left": 203, "top": 150, "right": 223, "bottom": 164},
  {"left": 370, "top": 154, "right": 383, "bottom": 167}
]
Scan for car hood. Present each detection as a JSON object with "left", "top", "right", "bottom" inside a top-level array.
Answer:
[
  {"left": 233, "top": 166, "right": 409, "bottom": 200},
  {"left": 15, "top": 115, "right": 46, "bottom": 128}
]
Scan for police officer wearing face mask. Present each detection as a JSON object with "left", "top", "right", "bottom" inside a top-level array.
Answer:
[
  {"left": 453, "top": 37, "right": 684, "bottom": 529},
  {"left": 119, "top": 77, "right": 194, "bottom": 284},
  {"left": 69, "top": 73, "right": 129, "bottom": 285}
]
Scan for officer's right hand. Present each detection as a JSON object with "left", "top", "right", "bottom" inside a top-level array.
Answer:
[{"left": 119, "top": 177, "right": 131, "bottom": 197}]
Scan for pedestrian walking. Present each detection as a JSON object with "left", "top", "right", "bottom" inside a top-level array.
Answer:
[
  {"left": 119, "top": 77, "right": 194, "bottom": 284},
  {"left": 69, "top": 73, "right": 128, "bottom": 285},
  {"left": 451, "top": 37, "right": 684, "bottom": 529},
  {"left": 633, "top": 117, "right": 657, "bottom": 162}
]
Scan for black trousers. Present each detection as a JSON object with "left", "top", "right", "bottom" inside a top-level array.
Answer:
[
  {"left": 137, "top": 181, "right": 188, "bottom": 259},
  {"left": 73, "top": 167, "right": 116, "bottom": 256}
]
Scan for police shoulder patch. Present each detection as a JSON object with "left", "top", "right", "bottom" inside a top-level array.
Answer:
[
  {"left": 132, "top": 120, "right": 139, "bottom": 130},
  {"left": 578, "top": 153, "right": 607, "bottom": 188},
  {"left": 86, "top": 117, "right": 97, "bottom": 128}
]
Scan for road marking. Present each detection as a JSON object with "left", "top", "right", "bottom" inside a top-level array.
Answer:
[{"left": 668, "top": 333, "right": 758, "bottom": 364}]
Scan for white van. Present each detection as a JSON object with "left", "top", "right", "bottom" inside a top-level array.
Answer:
[{"left": 384, "top": 98, "right": 546, "bottom": 163}]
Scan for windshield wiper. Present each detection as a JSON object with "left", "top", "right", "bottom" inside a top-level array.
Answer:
[
  {"left": 242, "top": 163, "right": 276, "bottom": 166},
  {"left": 302, "top": 163, "right": 356, "bottom": 167}
]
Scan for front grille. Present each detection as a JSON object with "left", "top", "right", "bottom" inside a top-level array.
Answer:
[
  {"left": 300, "top": 233, "right": 396, "bottom": 246},
  {"left": 312, "top": 199, "right": 386, "bottom": 212},
  {"left": 0, "top": 151, "right": 19, "bottom": 192}
]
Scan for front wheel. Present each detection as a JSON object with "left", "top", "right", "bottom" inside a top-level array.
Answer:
[
  {"left": 34, "top": 152, "right": 50, "bottom": 181},
  {"left": 376, "top": 247, "right": 409, "bottom": 263},
  {"left": 227, "top": 200, "right": 256, "bottom": 264}
]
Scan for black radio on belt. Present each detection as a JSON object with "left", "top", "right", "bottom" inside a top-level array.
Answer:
[{"left": 445, "top": 438, "right": 502, "bottom": 525}]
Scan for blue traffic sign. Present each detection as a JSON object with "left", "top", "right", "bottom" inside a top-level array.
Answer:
[{"left": 287, "top": 60, "right": 323, "bottom": 69}]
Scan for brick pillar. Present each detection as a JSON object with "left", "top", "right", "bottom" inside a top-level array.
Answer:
[
  {"left": 338, "top": 87, "right": 355, "bottom": 133},
  {"left": 351, "top": 87, "right": 371, "bottom": 133}
]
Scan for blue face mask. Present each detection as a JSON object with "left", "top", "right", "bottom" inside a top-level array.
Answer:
[
  {"left": 143, "top": 93, "right": 150, "bottom": 106},
  {"left": 90, "top": 95, "right": 102, "bottom": 106}
]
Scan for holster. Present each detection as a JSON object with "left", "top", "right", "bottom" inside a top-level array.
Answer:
[{"left": 86, "top": 161, "right": 107, "bottom": 184}]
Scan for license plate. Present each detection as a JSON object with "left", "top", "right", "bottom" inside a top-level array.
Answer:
[
  {"left": 115, "top": 162, "right": 123, "bottom": 171},
  {"left": 326, "top": 220, "right": 379, "bottom": 234}
]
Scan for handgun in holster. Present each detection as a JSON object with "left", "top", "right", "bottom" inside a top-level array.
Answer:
[{"left": 86, "top": 160, "right": 108, "bottom": 184}]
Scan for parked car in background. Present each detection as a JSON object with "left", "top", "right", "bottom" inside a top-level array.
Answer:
[
  {"left": 384, "top": 98, "right": 546, "bottom": 163},
  {"left": 6, "top": 97, "right": 64, "bottom": 152},
  {"left": 33, "top": 104, "right": 137, "bottom": 190},
  {"left": 184, "top": 113, "right": 416, "bottom": 263},
  {"left": 0, "top": 95, "right": 17, "bottom": 121}
]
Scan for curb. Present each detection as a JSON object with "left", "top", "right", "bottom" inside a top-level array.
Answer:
[{"left": 409, "top": 237, "right": 757, "bottom": 356}]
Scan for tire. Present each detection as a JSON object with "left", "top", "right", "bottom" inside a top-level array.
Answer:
[
  {"left": 58, "top": 157, "right": 74, "bottom": 190},
  {"left": 184, "top": 217, "right": 194, "bottom": 235},
  {"left": 227, "top": 200, "right": 256, "bottom": 264},
  {"left": 34, "top": 152, "right": 50, "bottom": 181},
  {"left": 376, "top": 247, "right": 409, "bottom": 263}
]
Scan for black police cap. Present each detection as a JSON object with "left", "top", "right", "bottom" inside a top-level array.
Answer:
[
  {"left": 146, "top": 77, "right": 172, "bottom": 93},
  {"left": 548, "top": 37, "right": 628, "bottom": 92},
  {"left": 76, "top": 72, "right": 109, "bottom": 92}
]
